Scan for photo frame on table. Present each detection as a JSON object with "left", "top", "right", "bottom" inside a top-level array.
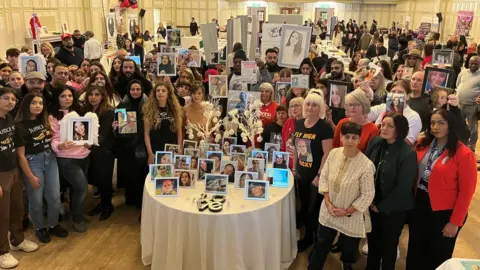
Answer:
[
  {"left": 114, "top": 109, "right": 137, "bottom": 135},
  {"left": 230, "top": 144, "right": 246, "bottom": 156},
  {"left": 166, "top": 29, "right": 182, "bottom": 48},
  {"left": 204, "top": 174, "right": 228, "bottom": 194},
  {"left": 235, "top": 171, "right": 259, "bottom": 189},
  {"left": 149, "top": 164, "right": 173, "bottom": 180},
  {"left": 230, "top": 152, "right": 247, "bottom": 171},
  {"left": 178, "top": 49, "right": 201, "bottom": 68},
  {"left": 105, "top": 13, "right": 116, "bottom": 40},
  {"left": 386, "top": 93, "right": 405, "bottom": 113},
  {"left": 209, "top": 75, "right": 228, "bottom": 98},
  {"left": 221, "top": 137, "right": 237, "bottom": 155},
  {"left": 164, "top": 144, "right": 180, "bottom": 154},
  {"left": 206, "top": 151, "right": 223, "bottom": 173},
  {"left": 251, "top": 150, "right": 269, "bottom": 167},
  {"left": 266, "top": 168, "right": 289, "bottom": 187},
  {"left": 155, "top": 177, "right": 179, "bottom": 197},
  {"left": 157, "top": 53, "right": 177, "bottom": 76},
  {"left": 432, "top": 50, "right": 454, "bottom": 66},
  {"left": 422, "top": 67, "right": 456, "bottom": 95},
  {"left": 42, "top": 26, "right": 49, "bottom": 35},
  {"left": 220, "top": 160, "right": 237, "bottom": 183},
  {"left": 291, "top": 74, "right": 309, "bottom": 89},
  {"left": 198, "top": 158, "right": 215, "bottom": 180},
  {"left": 278, "top": 25, "right": 312, "bottom": 68},
  {"left": 184, "top": 148, "right": 199, "bottom": 159},
  {"left": 276, "top": 82, "right": 291, "bottom": 103},
  {"left": 272, "top": 151, "right": 289, "bottom": 169},
  {"left": 247, "top": 158, "right": 265, "bottom": 180},
  {"left": 328, "top": 81, "right": 353, "bottom": 109},
  {"left": 183, "top": 140, "right": 197, "bottom": 150},
  {"left": 174, "top": 169, "right": 197, "bottom": 188},
  {"left": 19, "top": 55, "right": 45, "bottom": 76},
  {"left": 155, "top": 151, "right": 173, "bottom": 164},
  {"left": 209, "top": 52, "right": 219, "bottom": 65},
  {"left": 60, "top": 22, "right": 69, "bottom": 34},
  {"left": 245, "top": 180, "right": 269, "bottom": 200},
  {"left": 127, "top": 15, "right": 138, "bottom": 39},
  {"left": 204, "top": 143, "right": 220, "bottom": 154},
  {"left": 264, "top": 143, "right": 280, "bottom": 163},
  {"left": 174, "top": 155, "right": 192, "bottom": 170},
  {"left": 67, "top": 117, "right": 95, "bottom": 146}
]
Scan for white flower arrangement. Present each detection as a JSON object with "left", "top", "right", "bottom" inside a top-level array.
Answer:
[
  {"left": 226, "top": 98, "right": 263, "bottom": 147},
  {"left": 185, "top": 100, "right": 224, "bottom": 150}
]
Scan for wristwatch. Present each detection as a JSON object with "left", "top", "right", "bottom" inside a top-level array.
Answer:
[{"left": 346, "top": 212, "right": 352, "bottom": 217}]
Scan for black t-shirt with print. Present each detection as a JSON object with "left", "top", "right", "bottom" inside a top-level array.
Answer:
[
  {"left": 15, "top": 119, "right": 52, "bottom": 155},
  {"left": 293, "top": 118, "right": 333, "bottom": 178},
  {"left": 150, "top": 106, "right": 177, "bottom": 153},
  {"left": 0, "top": 114, "right": 18, "bottom": 172}
]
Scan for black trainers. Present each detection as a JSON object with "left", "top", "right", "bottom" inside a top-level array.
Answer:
[
  {"left": 99, "top": 207, "right": 114, "bottom": 221},
  {"left": 297, "top": 236, "right": 314, "bottom": 253},
  {"left": 49, "top": 225, "right": 68, "bottom": 238},
  {"left": 88, "top": 204, "right": 103, "bottom": 216},
  {"left": 35, "top": 228, "right": 51, "bottom": 243}
]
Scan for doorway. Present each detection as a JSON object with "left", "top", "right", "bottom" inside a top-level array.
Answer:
[{"left": 280, "top": 8, "right": 301, "bottom": 15}]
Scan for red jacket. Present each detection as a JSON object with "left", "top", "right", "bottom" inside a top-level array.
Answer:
[
  {"left": 260, "top": 102, "right": 278, "bottom": 127},
  {"left": 415, "top": 141, "right": 477, "bottom": 226}
]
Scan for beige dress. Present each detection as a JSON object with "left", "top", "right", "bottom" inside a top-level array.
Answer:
[{"left": 318, "top": 147, "right": 375, "bottom": 238}]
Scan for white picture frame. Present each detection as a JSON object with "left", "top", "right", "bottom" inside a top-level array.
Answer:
[
  {"left": 127, "top": 15, "right": 139, "bottom": 39},
  {"left": 266, "top": 168, "right": 289, "bottom": 188},
  {"left": 251, "top": 150, "right": 269, "bottom": 167},
  {"left": 206, "top": 151, "right": 223, "bottom": 173},
  {"left": 182, "top": 140, "right": 197, "bottom": 150},
  {"left": 149, "top": 164, "right": 173, "bottom": 180},
  {"left": 155, "top": 177, "right": 179, "bottom": 197},
  {"left": 198, "top": 158, "right": 215, "bottom": 180},
  {"left": 264, "top": 143, "right": 280, "bottom": 163},
  {"left": 61, "top": 22, "right": 69, "bottom": 34},
  {"left": 105, "top": 13, "right": 117, "bottom": 40},
  {"left": 205, "top": 174, "right": 228, "bottom": 194},
  {"left": 174, "top": 155, "right": 192, "bottom": 170},
  {"left": 164, "top": 144, "right": 180, "bottom": 154},
  {"left": 278, "top": 25, "right": 312, "bottom": 68},
  {"left": 155, "top": 151, "right": 173, "bottom": 164},
  {"left": 222, "top": 136, "right": 237, "bottom": 155},
  {"left": 174, "top": 169, "right": 197, "bottom": 188},
  {"left": 245, "top": 180, "right": 269, "bottom": 200},
  {"left": 67, "top": 117, "right": 94, "bottom": 145},
  {"left": 272, "top": 151, "right": 290, "bottom": 169},
  {"left": 220, "top": 160, "right": 238, "bottom": 183},
  {"left": 166, "top": 29, "right": 182, "bottom": 48},
  {"left": 432, "top": 49, "right": 454, "bottom": 66},
  {"left": 209, "top": 75, "right": 228, "bottom": 98},
  {"left": 247, "top": 158, "right": 265, "bottom": 180},
  {"left": 234, "top": 171, "right": 258, "bottom": 189},
  {"left": 19, "top": 55, "right": 46, "bottom": 76},
  {"left": 157, "top": 53, "right": 177, "bottom": 76}
]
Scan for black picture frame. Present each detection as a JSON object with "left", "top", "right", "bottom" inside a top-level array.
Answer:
[
  {"left": 421, "top": 66, "right": 456, "bottom": 95},
  {"left": 327, "top": 80, "right": 353, "bottom": 109}
]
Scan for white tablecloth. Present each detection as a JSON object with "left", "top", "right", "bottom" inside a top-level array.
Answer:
[
  {"left": 436, "top": 258, "right": 480, "bottom": 270},
  {"left": 141, "top": 173, "right": 297, "bottom": 270}
]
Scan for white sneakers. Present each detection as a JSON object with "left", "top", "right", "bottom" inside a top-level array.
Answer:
[
  {"left": 361, "top": 242, "right": 400, "bottom": 260},
  {"left": 0, "top": 240, "right": 39, "bottom": 269},
  {"left": 0, "top": 253, "right": 18, "bottom": 269}
]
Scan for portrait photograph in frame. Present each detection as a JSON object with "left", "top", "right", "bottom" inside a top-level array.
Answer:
[
  {"left": 67, "top": 117, "right": 95, "bottom": 146},
  {"left": 251, "top": 150, "right": 269, "bottom": 167},
  {"left": 272, "top": 151, "right": 290, "bottom": 169},
  {"left": 266, "top": 168, "right": 289, "bottom": 187},
  {"left": 174, "top": 169, "right": 197, "bottom": 188},
  {"left": 206, "top": 151, "right": 223, "bottom": 173},
  {"left": 386, "top": 93, "right": 405, "bottom": 113},
  {"left": 204, "top": 174, "right": 228, "bottom": 194},
  {"left": 105, "top": 13, "right": 116, "bottom": 39},
  {"left": 245, "top": 180, "right": 270, "bottom": 200},
  {"left": 234, "top": 171, "right": 258, "bottom": 189},
  {"left": 184, "top": 148, "right": 200, "bottom": 159},
  {"left": 115, "top": 110, "right": 137, "bottom": 135},
  {"left": 278, "top": 25, "right": 312, "bottom": 68},
  {"left": 198, "top": 158, "right": 215, "bottom": 180},
  {"left": 222, "top": 136, "right": 237, "bottom": 155},
  {"left": 432, "top": 49, "right": 454, "bottom": 66},
  {"left": 157, "top": 53, "right": 177, "bottom": 76},
  {"left": 178, "top": 49, "right": 201, "bottom": 68},
  {"left": 230, "top": 152, "right": 247, "bottom": 171},
  {"left": 164, "top": 144, "right": 180, "bottom": 154},
  {"left": 264, "top": 143, "right": 280, "bottom": 163},
  {"left": 328, "top": 81, "right": 353, "bottom": 109},
  {"left": 220, "top": 160, "right": 238, "bottom": 183},
  {"left": 209, "top": 75, "right": 228, "bottom": 98},
  {"left": 155, "top": 151, "right": 173, "bottom": 165},
  {"left": 155, "top": 177, "right": 179, "bottom": 197},
  {"left": 230, "top": 144, "right": 246, "bottom": 156},
  {"left": 276, "top": 82, "right": 291, "bottom": 103},
  {"left": 422, "top": 67, "right": 456, "bottom": 95},
  {"left": 149, "top": 164, "right": 173, "bottom": 180},
  {"left": 247, "top": 158, "right": 265, "bottom": 180},
  {"left": 166, "top": 29, "right": 182, "bottom": 48},
  {"left": 19, "top": 55, "right": 45, "bottom": 76},
  {"left": 174, "top": 155, "right": 192, "bottom": 170},
  {"left": 182, "top": 140, "right": 197, "bottom": 150}
]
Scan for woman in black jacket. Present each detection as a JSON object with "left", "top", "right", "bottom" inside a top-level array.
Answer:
[
  {"left": 364, "top": 112, "right": 418, "bottom": 270},
  {"left": 84, "top": 85, "right": 116, "bottom": 220},
  {"left": 114, "top": 80, "right": 148, "bottom": 208}
]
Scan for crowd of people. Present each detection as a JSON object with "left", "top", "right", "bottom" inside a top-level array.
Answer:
[{"left": 0, "top": 16, "right": 478, "bottom": 270}]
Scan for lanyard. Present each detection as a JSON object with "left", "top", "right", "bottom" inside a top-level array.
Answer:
[{"left": 424, "top": 139, "right": 446, "bottom": 179}]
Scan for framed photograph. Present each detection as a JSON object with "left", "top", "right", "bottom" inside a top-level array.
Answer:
[
  {"left": 291, "top": 74, "right": 309, "bottom": 89},
  {"left": 266, "top": 168, "right": 289, "bottom": 187},
  {"left": 166, "top": 29, "right": 182, "bottom": 48},
  {"left": 264, "top": 143, "right": 280, "bottom": 163},
  {"left": 206, "top": 151, "right": 223, "bottom": 173},
  {"left": 184, "top": 148, "right": 199, "bottom": 158},
  {"left": 183, "top": 140, "right": 197, "bottom": 150},
  {"left": 295, "top": 138, "right": 313, "bottom": 162},
  {"left": 127, "top": 15, "right": 139, "bottom": 39},
  {"left": 276, "top": 82, "right": 291, "bottom": 103},
  {"left": 247, "top": 158, "right": 265, "bottom": 180},
  {"left": 220, "top": 160, "right": 238, "bottom": 183},
  {"left": 209, "top": 75, "right": 228, "bottom": 98},
  {"left": 42, "top": 26, "right": 49, "bottom": 35},
  {"left": 164, "top": 144, "right": 180, "bottom": 154},
  {"left": 155, "top": 177, "right": 179, "bottom": 197},
  {"left": 61, "top": 22, "right": 69, "bottom": 34},
  {"left": 155, "top": 151, "right": 173, "bottom": 164},
  {"left": 222, "top": 137, "right": 237, "bottom": 155},
  {"left": 149, "top": 164, "right": 173, "bottom": 180},
  {"left": 235, "top": 171, "right": 258, "bottom": 189},
  {"left": 204, "top": 143, "right": 220, "bottom": 154},
  {"left": 147, "top": 61, "right": 158, "bottom": 75},
  {"left": 204, "top": 174, "right": 228, "bottom": 194},
  {"left": 130, "top": 56, "right": 141, "bottom": 66},
  {"left": 432, "top": 49, "right": 454, "bottom": 66},
  {"left": 67, "top": 117, "right": 95, "bottom": 145},
  {"left": 178, "top": 49, "right": 201, "bottom": 68},
  {"left": 230, "top": 144, "right": 246, "bottom": 156},
  {"left": 328, "top": 81, "right": 353, "bottom": 109},
  {"left": 19, "top": 55, "right": 45, "bottom": 76},
  {"left": 105, "top": 13, "right": 117, "bottom": 39},
  {"left": 230, "top": 152, "right": 247, "bottom": 171},
  {"left": 174, "top": 169, "right": 197, "bottom": 188},
  {"left": 251, "top": 150, "right": 269, "bottom": 167},
  {"left": 157, "top": 53, "right": 177, "bottom": 76},
  {"left": 115, "top": 110, "right": 137, "bottom": 135},
  {"left": 198, "top": 158, "right": 215, "bottom": 180},
  {"left": 386, "top": 93, "right": 405, "bottom": 113},
  {"left": 227, "top": 90, "right": 260, "bottom": 113},
  {"left": 431, "top": 87, "right": 455, "bottom": 109},
  {"left": 272, "top": 151, "right": 290, "bottom": 169},
  {"left": 245, "top": 180, "right": 269, "bottom": 200},
  {"left": 174, "top": 155, "right": 192, "bottom": 170},
  {"left": 209, "top": 52, "right": 219, "bottom": 65},
  {"left": 278, "top": 25, "right": 312, "bottom": 68},
  {"left": 422, "top": 67, "right": 456, "bottom": 95}
]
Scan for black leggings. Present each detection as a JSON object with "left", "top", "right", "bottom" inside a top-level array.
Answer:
[{"left": 296, "top": 174, "right": 323, "bottom": 239}]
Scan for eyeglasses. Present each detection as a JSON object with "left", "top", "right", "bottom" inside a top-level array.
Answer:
[
  {"left": 345, "top": 103, "right": 361, "bottom": 108},
  {"left": 0, "top": 96, "right": 17, "bottom": 103}
]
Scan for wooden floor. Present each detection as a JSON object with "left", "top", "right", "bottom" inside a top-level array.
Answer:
[{"left": 11, "top": 157, "right": 480, "bottom": 270}]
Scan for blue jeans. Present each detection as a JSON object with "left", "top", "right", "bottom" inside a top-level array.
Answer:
[
  {"left": 57, "top": 157, "right": 89, "bottom": 223},
  {"left": 23, "top": 150, "right": 61, "bottom": 230}
]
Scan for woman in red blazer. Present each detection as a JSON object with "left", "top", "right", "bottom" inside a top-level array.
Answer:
[{"left": 406, "top": 109, "right": 477, "bottom": 270}]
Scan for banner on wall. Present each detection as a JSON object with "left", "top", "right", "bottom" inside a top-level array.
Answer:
[
  {"left": 127, "top": 14, "right": 139, "bottom": 38},
  {"left": 105, "top": 13, "right": 117, "bottom": 40},
  {"left": 456, "top": 11, "right": 474, "bottom": 36}
]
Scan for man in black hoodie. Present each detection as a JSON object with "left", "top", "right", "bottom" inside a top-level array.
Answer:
[
  {"left": 55, "top": 33, "right": 84, "bottom": 66},
  {"left": 265, "top": 48, "right": 282, "bottom": 76},
  {"left": 189, "top": 18, "right": 198, "bottom": 36},
  {"left": 114, "top": 58, "right": 153, "bottom": 98}
]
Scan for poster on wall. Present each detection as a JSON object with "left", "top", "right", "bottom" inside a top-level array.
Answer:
[
  {"left": 105, "top": 13, "right": 117, "bottom": 40},
  {"left": 456, "top": 11, "right": 474, "bottom": 36},
  {"left": 127, "top": 15, "right": 139, "bottom": 38}
]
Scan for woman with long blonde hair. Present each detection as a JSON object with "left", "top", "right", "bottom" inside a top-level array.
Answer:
[{"left": 144, "top": 81, "right": 183, "bottom": 165}]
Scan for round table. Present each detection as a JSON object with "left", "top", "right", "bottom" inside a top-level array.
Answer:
[
  {"left": 140, "top": 172, "right": 297, "bottom": 270},
  {"left": 436, "top": 258, "right": 480, "bottom": 269}
]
